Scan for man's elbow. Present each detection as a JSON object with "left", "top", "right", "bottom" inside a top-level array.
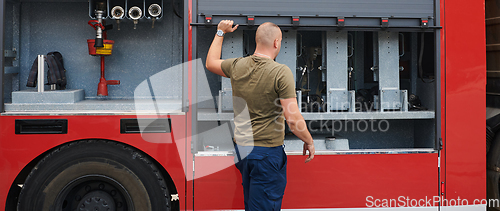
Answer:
[
  {"left": 205, "top": 60, "right": 211, "bottom": 70},
  {"left": 205, "top": 60, "right": 217, "bottom": 73},
  {"left": 286, "top": 118, "right": 297, "bottom": 128}
]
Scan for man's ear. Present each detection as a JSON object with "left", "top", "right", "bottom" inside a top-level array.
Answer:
[{"left": 274, "top": 39, "right": 279, "bottom": 49}]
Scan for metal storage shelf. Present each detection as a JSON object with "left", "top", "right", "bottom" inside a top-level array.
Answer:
[
  {"left": 4, "top": 99, "right": 182, "bottom": 114},
  {"left": 285, "top": 148, "right": 437, "bottom": 155},
  {"left": 194, "top": 148, "right": 437, "bottom": 157},
  {"left": 197, "top": 108, "right": 435, "bottom": 121}
]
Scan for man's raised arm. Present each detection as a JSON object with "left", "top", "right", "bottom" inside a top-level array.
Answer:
[{"left": 205, "top": 20, "right": 239, "bottom": 77}]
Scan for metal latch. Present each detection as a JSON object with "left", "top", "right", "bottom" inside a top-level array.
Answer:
[
  {"left": 204, "top": 15, "right": 213, "bottom": 26},
  {"left": 292, "top": 16, "right": 300, "bottom": 28},
  {"left": 381, "top": 18, "right": 389, "bottom": 28},
  {"left": 337, "top": 17, "right": 345, "bottom": 27},
  {"left": 421, "top": 18, "right": 429, "bottom": 28},
  {"left": 247, "top": 16, "right": 255, "bottom": 27}
]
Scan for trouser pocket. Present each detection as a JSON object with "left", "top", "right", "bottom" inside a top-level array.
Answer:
[
  {"left": 248, "top": 149, "right": 287, "bottom": 201},
  {"left": 264, "top": 151, "right": 287, "bottom": 200}
]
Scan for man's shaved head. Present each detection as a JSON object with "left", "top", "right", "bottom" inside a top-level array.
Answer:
[{"left": 255, "top": 22, "right": 282, "bottom": 47}]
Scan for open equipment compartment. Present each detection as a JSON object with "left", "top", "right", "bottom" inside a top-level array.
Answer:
[
  {"left": 2, "top": 0, "right": 184, "bottom": 114},
  {"left": 192, "top": 0, "right": 440, "bottom": 153}
]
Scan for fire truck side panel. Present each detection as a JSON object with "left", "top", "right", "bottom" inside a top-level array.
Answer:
[
  {"left": 442, "top": 0, "right": 487, "bottom": 205},
  {"left": 194, "top": 153, "right": 438, "bottom": 209},
  {"left": 0, "top": 114, "right": 187, "bottom": 210},
  {"left": 0, "top": 0, "right": 489, "bottom": 209}
]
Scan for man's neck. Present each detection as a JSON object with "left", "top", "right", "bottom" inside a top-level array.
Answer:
[
  {"left": 254, "top": 52, "right": 272, "bottom": 59},
  {"left": 254, "top": 49, "right": 275, "bottom": 59}
]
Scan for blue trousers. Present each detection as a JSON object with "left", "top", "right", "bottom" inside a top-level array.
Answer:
[{"left": 234, "top": 144, "right": 287, "bottom": 211}]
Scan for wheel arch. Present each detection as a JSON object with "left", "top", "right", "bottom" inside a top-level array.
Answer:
[{"left": 5, "top": 138, "right": 179, "bottom": 211}]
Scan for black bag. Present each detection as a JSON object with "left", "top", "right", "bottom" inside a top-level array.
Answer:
[{"left": 26, "top": 51, "right": 67, "bottom": 90}]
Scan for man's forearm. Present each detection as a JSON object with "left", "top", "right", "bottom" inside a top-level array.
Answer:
[
  {"left": 207, "top": 35, "right": 223, "bottom": 63},
  {"left": 287, "top": 114, "right": 314, "bottom": 145},
  {"left": 206, "top": 36, "right": 224, "bottom": 69}
]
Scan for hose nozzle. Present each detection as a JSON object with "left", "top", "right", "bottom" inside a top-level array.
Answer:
[
  {"left": 148, "top": 4, "right": 161, "bottom": 17},
  {"left": 93, "top": 9, "right": 105, "bottom": 47},
  {"left": 111, "top": 6, "right": 125, "bottom": 30},
  {"left": 148, "top": 4, "right": 161, "bottom": 28},
  {"left": 129, "top": 6, "right": 142, "bottom": 29}
]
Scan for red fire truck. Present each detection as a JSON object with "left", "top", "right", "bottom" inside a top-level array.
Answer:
[{"left": 0, "top": 0, "right": 488, "bottom": 210}]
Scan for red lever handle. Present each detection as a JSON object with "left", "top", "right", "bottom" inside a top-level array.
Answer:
[
  {"left": 106, "top": 80, "right": 120, "bottom": 85},
  {"left": 88, "top": 20, "right": 105, "bottom": 30}
]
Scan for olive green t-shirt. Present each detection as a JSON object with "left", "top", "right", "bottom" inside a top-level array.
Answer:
[{"left": 221, "top": 55, "right": 296, "bottom": 147}]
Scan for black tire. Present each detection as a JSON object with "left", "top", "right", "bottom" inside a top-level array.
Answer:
[{"left": 17, "top": 140, "right": 171, "bottom": 211}]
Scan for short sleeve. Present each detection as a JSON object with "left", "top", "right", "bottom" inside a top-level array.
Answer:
[
  {"left": 276, "top": 65, "right": 297, "bottom": 99},
  {"left": 221, "top": 58, "right": 238, "bottom": 78}
]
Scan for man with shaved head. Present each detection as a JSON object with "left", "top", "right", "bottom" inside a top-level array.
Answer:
[{"left": 206, "top": 20, "right": 315, "bottom": 210}]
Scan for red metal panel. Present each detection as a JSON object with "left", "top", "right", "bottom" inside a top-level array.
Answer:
[
  {"left": 194, "top": 153, "right": 438, "bottom": 209},
  {"left": 439, "top": 0, "right": 447, "bottom": 199},
  {"left": 443, "top": 0, "right": 486, "bottom": 204},
  {"left": 0, "top": 114, "right": 187, "bottom": 210},
  {"left": 194, "top": 156, "right": 244, "bottom": 209},
  {"left": 186, "top": 0, "right": 194, "bottom": 209}
]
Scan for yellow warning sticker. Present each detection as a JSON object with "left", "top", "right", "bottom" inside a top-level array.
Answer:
[{"left": 95, "top": 44, "right": 113, "bottom": 55}]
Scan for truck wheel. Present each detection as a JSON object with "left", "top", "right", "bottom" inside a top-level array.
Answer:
[{"left": 17, "top": 140, "right": 171, "bottom": 211}]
